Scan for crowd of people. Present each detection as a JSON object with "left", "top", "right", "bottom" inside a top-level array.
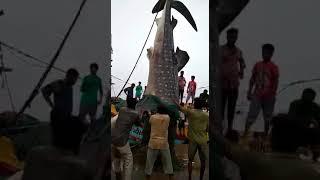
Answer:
[
  {"left": 42, "top": 63, "right": 103, "bottom": 127},
  {"left": 111, "top": 26, "right": 320, "bottom": 180},
  {"left": 222, "top": 27, "right": 320, "bottom": 162},
  {"left": 111, "top": 96, "right": 209, "bottom": 180},
  {"left": 0, "top": 63, "right": 106, "bottom": 179}
]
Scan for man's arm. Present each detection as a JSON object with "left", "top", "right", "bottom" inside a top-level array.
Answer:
[
  {"left": 172, "top": 99, "right": 189, "bottom": 115},
  {"left": 239, "top": 51, "right": 246, "bottom": 79},
  {"left": 274, "top": 66, "right": 280, "bottom": 92},
  {"left": 247, "top": 64, "right": 256, "bottom": 100},
  {"left": 187, "top": 82, "right": 190, "bottom": 92},
  {"left": 41, "top": 82, "right": 57, "bottom": 108},
  {"left": 124, "top": 87, "right": 128, "bottom": 95}
]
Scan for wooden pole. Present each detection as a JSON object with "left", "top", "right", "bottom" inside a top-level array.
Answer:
[{"left": 209, "top": 1, "right": 225, "bottom": 179}]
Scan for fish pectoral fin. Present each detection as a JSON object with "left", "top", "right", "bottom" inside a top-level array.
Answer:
[
  {"left": 155, "top": 18, "right": 161, "bottom": 26},
  {"left": 175, "top": 47, "right": 190, "bottom": 71},
  {"left": 171, "top": 0, "right": 198, "bottom": 31},
  {"left": 152, "top": 0, "right": 166, "bottom": 13},
  {"left": 147, "top": 47, "right": 154, "bottom": 60}
]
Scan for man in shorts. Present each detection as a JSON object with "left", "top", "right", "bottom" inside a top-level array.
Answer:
[
  {"left": 175, "top": 98, "right": 208, "bottom": 180},
  {"left": 245, "top": 43, "right": 279, "bottom": 137},
  {"left": 178, "top": 71, "right": 186, "bottom": 103},
  {"left": 111, "top": 98, "right": 140, "bottom": 180},
  {"left": 178, "top": 103, "right": 186, "bottom": 137},
  {"left": 42, "top": 68, "right": 79, "bottom": 119},
  {"left": 220, "top": 28, "right": 246, "bottom": 131},
  {"left": 79, "top": 63, "right": 103, "bottom": 124},
  {"left": 186, "top": 76, "right": 197, "bottom": 105},
  {"left": 135, "top": 82, "right": 143, "bottom": 100},
  {"left": 145, "top": 105, "right": 174, "bottom": 180}
]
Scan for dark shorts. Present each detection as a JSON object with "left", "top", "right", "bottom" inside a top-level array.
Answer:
[
  {"left": 178, "top": 120, "right": 186, "bottom": 129},
  {"left": 246, "top": 96, "right": 276, "bottom": 126},
  {"left": 79, "top": 103, "right": 98, "bottom": 121},
  {"left": 188, "top": 141, "right": 208, "bottom": 161},
  {"left": 145, "top": 148, "right": 173, "bottom": 175}
]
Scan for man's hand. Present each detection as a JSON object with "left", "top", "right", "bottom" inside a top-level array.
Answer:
[{"left": 171, "top": 98, "right": 181, "bottom": 110}]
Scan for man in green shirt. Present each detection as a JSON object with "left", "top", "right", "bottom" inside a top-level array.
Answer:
[
  {"left": 79, "top": 63, "right": 103, "bottom": 124},
  {"left": 135, "top": 82, "right": 143, "bottom": 100},
  {"left": 174, "top": 98, "right": 208, "bottom": 180}
]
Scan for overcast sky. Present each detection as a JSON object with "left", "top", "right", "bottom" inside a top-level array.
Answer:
[
  {"left": 0, "top": 0, "right": 109, "bottom": 121},
  {"left": 111, "top": 0, "right": 209, "bottom": 99}
]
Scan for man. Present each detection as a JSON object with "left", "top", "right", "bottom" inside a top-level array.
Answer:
[
  {"left": 175, "top": 98, "right": 208, "bottom": 180},
  {"left": 178, "top": 71, "right": 187, "bottom": 103},
  {"left": 124, "top": 83, "right": 135, "bottom": 101},
  {"left": 135, "top": 82, "right": 143, "bottom": 100},
  {"left": 42, "top": 68, "right": 79, "bottom": 117},
  {"left": 199, "top": 89, "right": 209, "bottom": 110},
  {"left": 245, "top": 43, "right": 279, "bottom": 137},
  {"left": 220, "top": 28, "right": 246, "bottom": 132},
  {"left": 178, "top": 103, "right": 186, "bottom": 137},
  {"left": 145, "top": 105, "right": 174, "bottom": 180},
  {"left": 79, "top": 63, "right": 103, "bottom": 124},
  {"left": 111, "top": 98, "right": 140, "bottom": 180},
  {"left": 186, "top": 76, "right": 197, "bottom": 105},
  {"left": 288, "top": 88, "right": 320, "bottom": 161},
  {"left": 22, "top": 113, "right": 92, "bottom": 180}
]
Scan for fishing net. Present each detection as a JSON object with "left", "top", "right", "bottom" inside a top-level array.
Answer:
[{"left": 136, "top": 95, "right": 179, "bottom": 119}]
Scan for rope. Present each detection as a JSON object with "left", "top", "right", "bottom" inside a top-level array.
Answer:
[
  {"left": 0, "top": 41, "right": 82, "bottom": 78},
  {"left": 1, "top": 41, "right": 129, "bottom": 85},
  {"left": 277, "top": 78, "right": 320, "bottom": 95},
  {"left": 17, "top": 0, "right": 88, "bottom": 117},
  {"left": 116, "top": 11, "right": 160, "bottom": 98}
]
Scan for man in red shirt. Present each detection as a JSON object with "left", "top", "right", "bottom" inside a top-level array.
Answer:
[
  {"left": 220, "top": 28, "right": 246, "bottom": 132},
  {"left": 186, "top": 76, "right": 197, "bottom": 105},
  {"left": 245, "top": 43, "right": 279, "bottom": 137},
  {"left": 178, "top": 71, "right": 187, "bottom": 103}
]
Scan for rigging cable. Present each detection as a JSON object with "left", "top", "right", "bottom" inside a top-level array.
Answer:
[
  {"left": 1, "top": 41, "right": 128, "bottom": 84},
  {"left": 0, "top": 46, "right": 15, "bottom": 111},
  {"left": 17, "top": 0, "right": 89, "bottom": 117},
  {"left": 115, "top": 11, "right": 160, "bottom": 98}
]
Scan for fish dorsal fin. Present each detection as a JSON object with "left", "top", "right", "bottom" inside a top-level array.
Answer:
[
  {"left": 171, "top": 16, "right": 178, "bottom": 29},
  {"left": 152, "top": 0, "right": 166, "bottom": 13},
  {"left": 171, "top": 0, "right": 197, "bottom": 31}
]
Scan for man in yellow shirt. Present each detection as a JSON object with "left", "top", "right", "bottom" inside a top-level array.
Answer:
[{"left": 174, "top": 98, "right": 208, "bottom": 180}]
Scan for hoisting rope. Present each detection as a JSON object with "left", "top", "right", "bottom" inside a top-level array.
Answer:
[{"left": 115, "top": 11, "right": 160, "bottom": 98}]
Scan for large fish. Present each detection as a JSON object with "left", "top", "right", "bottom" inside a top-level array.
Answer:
[{"left": 144, "top": 0, "right": 197, "bottom": 102}]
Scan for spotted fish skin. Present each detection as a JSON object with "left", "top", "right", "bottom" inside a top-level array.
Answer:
[{"left": 145, "top": 0, "right": 194, "bottom": 103}]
